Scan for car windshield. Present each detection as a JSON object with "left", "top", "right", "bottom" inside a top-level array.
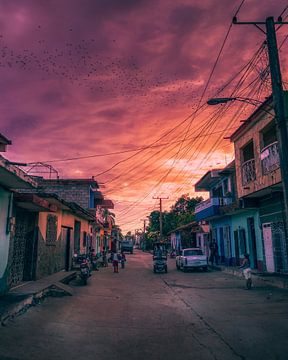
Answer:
[{"left": 183, "top": 249, "right": 203, "bottom": 256}]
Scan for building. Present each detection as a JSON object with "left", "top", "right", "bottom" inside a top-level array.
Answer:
[
  {"left": 195, "top": 161, "right": 263, "bottom": 269},
  {"left": 169, "top": 221, "right": 209, "bottom": 255},
  {"left": 230, "top": 95, "right": 288, "bottom": 273},
  {"left": 36, "top": 178, "right": 115, "bottom": 254},
  {"left": 0, "top": 154, "right": 38, "bottom": 293}
]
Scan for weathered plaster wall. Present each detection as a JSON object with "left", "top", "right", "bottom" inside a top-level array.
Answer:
[{"left": 36, "top": 210, "right": 91, "bottom": 278}]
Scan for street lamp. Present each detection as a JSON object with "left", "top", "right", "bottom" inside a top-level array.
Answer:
[{"left": 207, "top": 97, "right": 262, "bottom": 106}]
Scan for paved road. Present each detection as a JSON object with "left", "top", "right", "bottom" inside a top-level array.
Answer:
[{"left": 1, "top": 250, "right": 288, "bottom": 360}]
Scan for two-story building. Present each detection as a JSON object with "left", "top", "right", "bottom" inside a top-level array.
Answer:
[
  {"left": 195, "top": 161, "right": 263, "bottom": 269},
  {"left": 230, "top": 95, "right": 288, "bottom": 273}
]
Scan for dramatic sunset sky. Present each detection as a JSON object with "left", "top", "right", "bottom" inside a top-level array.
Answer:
[{"left": 1, "top": 0, "right": 288, "bottom": 233}]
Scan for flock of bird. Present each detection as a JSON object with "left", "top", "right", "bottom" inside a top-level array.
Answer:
[{"left": 0, "top": 29, "right": 198, "bottom": 108}]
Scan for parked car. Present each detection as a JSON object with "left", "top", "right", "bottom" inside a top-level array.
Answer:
[{"left": 176, "top": 248, "right": 208, "bottom": 272}]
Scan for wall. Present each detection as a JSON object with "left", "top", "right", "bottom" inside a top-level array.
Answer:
[
  {"left": 0, "top": 187, "right": 11, "bottom": 293},
  {"left": 41, "top": 183, "right": 90, "bottom": 209},
  {"left": 36, "top": 209, "right": 90, "bottom": 278},
  {"left": 36, "top": 209, "right": 65, "bottom": 279},
  {"left": 231, "top": 209, "right": 263, "bottom": 269}
]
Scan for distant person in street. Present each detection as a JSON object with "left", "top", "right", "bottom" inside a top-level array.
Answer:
[
  {"left": 120, "top": 252, "right": 126, "bottom": 268},
  {"left": 209, "top": 240, "right": 219, "bottom": 266},
  {"left": 102, "top": 251, "right": 108, "bottom": 267},
  {"left": 112, "top": 252, "right": 119, "bottom": 273}
]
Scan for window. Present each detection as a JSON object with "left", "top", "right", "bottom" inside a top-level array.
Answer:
[
  {"left": 241, "top": 141, "right": 256, "bottom": 185},
  {"left": 261, "top": 122, "right": 277, "bottom": 148},
  {"left": 46, "top": 214, "right": 58, "bottom": 246},
  {"left": 242, "top": 141, "right": 254, "bottom": 162},
  {"left": 74, "top": 220, "right": 81, "bottom": 252},
  {"left": 183, "top": 249, "right": 203, "bottom": 256},
  {"left": 260, "top": 122, "right": 279, "bottom": 174},
  {"left": 82, "top": 231, "right": 87, "bottom": 248}
]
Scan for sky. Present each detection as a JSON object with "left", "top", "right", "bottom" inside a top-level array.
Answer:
[{"left": 1, "top": 0, "right": 288, "bottom": 233}]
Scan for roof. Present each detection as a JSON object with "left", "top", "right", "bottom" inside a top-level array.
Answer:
[
  {"left": 95, "top": 198, "right": 114, "bottom": 209},
  {"left": 0, "top": 155, "right": 38, "bottom": 190},
  {"left": 38, "top": 178, "right": 99, "bottom": 189},
  {"left": 194, "top": 169, "right": 222, "bottom": 191},
  {"left": 16, "top": 190, "right": 95, "bottom": 221},
  {"left": 0, "top": 133, "right": 12, "bottom": 145},
  {"left": 218, "top": 160, "right": 235, "bottom": 175},
  {"left": 168, "top": 221, "right": 198, "bottom": 234}
]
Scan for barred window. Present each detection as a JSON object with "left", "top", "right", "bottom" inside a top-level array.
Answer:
[{"left": 46, "top": 214, "right": 58, "bottom": 246}]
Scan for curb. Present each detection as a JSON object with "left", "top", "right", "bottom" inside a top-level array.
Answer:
[
  {"left": 217, "top": 266, "right": 288, "bottom": 289},
  {"left": 1, "top": 272, "right": 76, "bottom": 326}
]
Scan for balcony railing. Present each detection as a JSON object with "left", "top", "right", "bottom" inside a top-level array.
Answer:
[
  {"left": 195, "top": 197, "right": 233, "bottom": 217},
  {"left": 261, "top": 141, "right": 280, "bottom": 175},
  {"left": 241, "top": 159, "right": 256, "bottom": 186}
]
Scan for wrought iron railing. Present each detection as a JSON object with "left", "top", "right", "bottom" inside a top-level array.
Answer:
[
  {"left": 241, "top": 158, "right": 256, "bottom": 186},
  {"left": 261, "top": 141, "right": 280, "bottom": 175}
]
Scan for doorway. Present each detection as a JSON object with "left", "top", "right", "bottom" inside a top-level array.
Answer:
[
  {"left": 247, "top": 217, "right": 258, "bottom": 269},
  {"left": 262, "top": 223, "right": 275, "bottom": 272},
  {"left": 61, "top": 227, "right": 72, "bottom": 271}
]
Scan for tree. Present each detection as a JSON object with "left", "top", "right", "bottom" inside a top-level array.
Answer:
[{"left": 146, "top": 195, "right": 203, "bottom": 240}]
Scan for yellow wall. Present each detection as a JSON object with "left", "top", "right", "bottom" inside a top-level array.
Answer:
[{"left": 38, "top": 209, "right": 90, "bottom": 253}]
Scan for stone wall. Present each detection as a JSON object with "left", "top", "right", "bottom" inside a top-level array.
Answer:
[{"left": 40, "top": 183, "right": 90, "bottom": 209}]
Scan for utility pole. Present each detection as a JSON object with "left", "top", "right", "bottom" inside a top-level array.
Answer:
[
  {"left": 153, "top": 197, "right": 169, "bottom": 240},
  {"left": 233, "top": 16, "right": 288, "bottom": 253},
  {"left": 140, "top": 218, "right": 148, "bottom": 234}
]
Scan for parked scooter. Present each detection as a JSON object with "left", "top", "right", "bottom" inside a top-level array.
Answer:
[
  {"left": 79, "top": 257, "right": 91, "bottom": 285},
  {"left": 73, "top": 253, "right": 91, "bottom": 285}
]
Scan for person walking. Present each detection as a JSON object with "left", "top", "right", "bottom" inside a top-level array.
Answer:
[
  {"left": 112, "top": 252, "right": 119, "bottom": 273},
  {"left": 239, "top": 253, "right": 252, "bottom": 289}
]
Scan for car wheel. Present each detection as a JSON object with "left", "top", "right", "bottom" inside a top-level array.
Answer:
[
  {"left": 203, "top": 266, "right": 208, "bottom": 272},
  {"left": 165, "top": 266, "right": 168, "bottom": 273},
  {"left": 176, "top": 263, "right": 180, "bottom": 270}
]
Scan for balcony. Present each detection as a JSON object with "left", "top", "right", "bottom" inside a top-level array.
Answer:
[
  {"left": 195, "top": 197, "right": 233, "bottom": 221},
  {"left": 242, "top": 159, "right": 256, "bottom": 186},
  {"left": 261, "top": 141, "right": 280, "bottom": 175}
]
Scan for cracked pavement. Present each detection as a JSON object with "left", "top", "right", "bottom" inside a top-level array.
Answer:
[{"left": 0, "top": 250, "right": 288, "bottom": 360}]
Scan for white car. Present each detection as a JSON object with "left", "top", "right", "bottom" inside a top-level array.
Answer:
[{"left": 176, "top": 248, "right": 208, "bottom": 272}]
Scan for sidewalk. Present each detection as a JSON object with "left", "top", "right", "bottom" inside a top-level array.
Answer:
[
  {"left": 212, "top": 264, "right": 288, "bottom": 289},
  {"left": 0, "top": 270, "right": 76, "bottom": 325}
]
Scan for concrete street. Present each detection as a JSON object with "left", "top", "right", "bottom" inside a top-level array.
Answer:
[{"left": 1, "top": 250, "right": 288, "bottom": 360}]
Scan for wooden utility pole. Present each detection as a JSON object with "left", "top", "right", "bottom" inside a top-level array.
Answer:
[
  {"left": 234, "top": 16, "right": 288, "bottom": 254},
  {"left": 140, "top": 218, "right": 148, "bottom": 234},
  {"left": 153, "top": 197, "right": 169, "bottom": 240}
]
